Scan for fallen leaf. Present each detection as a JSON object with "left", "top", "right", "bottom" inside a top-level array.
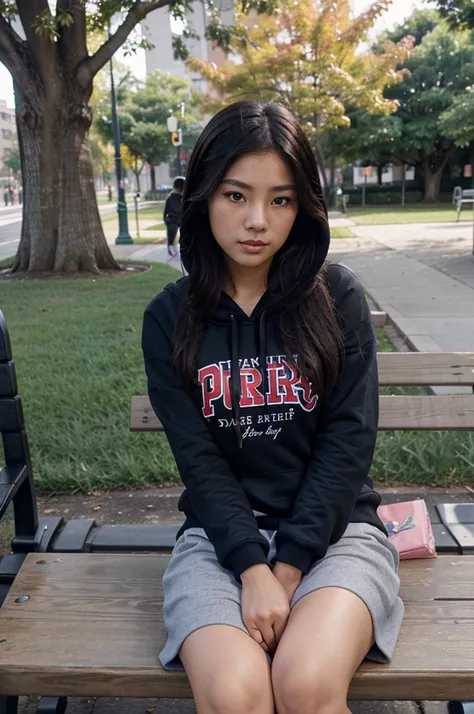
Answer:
[
  {"left": 43, "top": 508, "right": 55, "bottom": 515},
  {"left": 127, "top": 324, "right": 137, "bottom": 333},
  {"left": 146, "top": 504, "right": 154, "bottom": 509},
  {"left": 145, "top": 707, "right": 156, "bottom": 713},
  {"left": 93, "top": 506, "right": 101, "bottom": 511}
]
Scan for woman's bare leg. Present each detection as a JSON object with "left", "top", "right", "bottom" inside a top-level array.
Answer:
[
  {"left": 272, "top": 587, "right": 375, "bottom": 714},
  {"left": 180, "top": 624, "right": 274, "bottom": 714}
]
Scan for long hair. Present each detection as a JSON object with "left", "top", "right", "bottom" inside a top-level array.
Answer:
[{"left": 173, "top": 100, "right": 343, "bottom": 398}]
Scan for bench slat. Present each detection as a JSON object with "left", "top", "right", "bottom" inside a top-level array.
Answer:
[
  {"left": 131, "top": 394, "right": 474, "bottom": 432},
  {"left": 371, "top": 311, "right": 387, "bottom": 328},
  {"left": 0, "top": 554, "right": 474, "bottom": 700},
  {"left": 377, "top": 352, "right": 474, "bottom": 386}
]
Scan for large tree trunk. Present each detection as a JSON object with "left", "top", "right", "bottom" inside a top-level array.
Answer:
[
  {"left": 150, "top": 165, "right": 157, "bottom": 193},
  {"left": 420, "top": 146, "right": 455, "bottom": 204},
  {"left": 422, "top": 167, "right": 443, "bottom": 203},
  {"left": 13, "top": 85, "right": 121, "bottom": 275}
]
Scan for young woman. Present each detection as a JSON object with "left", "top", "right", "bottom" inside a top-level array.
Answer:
[{"left": 142, "top": 100, "right": 403, "bottom": 714}]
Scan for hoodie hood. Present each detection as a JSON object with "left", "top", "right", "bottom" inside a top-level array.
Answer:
[{"left": 179, "top": 208, "right": 331, "bottom": 320}]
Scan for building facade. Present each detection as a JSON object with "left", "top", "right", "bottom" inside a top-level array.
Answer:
[
  {"left": 0, "top": 100, "right": 17, "bottom": 184},
  {"left": 141, "top": 2, "right": 232, "bottom": 189}
]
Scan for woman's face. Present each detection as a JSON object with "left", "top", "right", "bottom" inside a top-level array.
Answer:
[{"left": 208, "top": 150, "right": 299, "bottom": 271}]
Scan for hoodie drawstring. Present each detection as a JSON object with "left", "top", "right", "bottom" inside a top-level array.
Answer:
[
  {"left": 259, "top": 312, "right": 268, "bottom": 412},
  {"left": 230, "top": 312, "right": 268, "bottom": 448},
  {"left": 230, "top": 315, "right": 242, "bottom": 448}
]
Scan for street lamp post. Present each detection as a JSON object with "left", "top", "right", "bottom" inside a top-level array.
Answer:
[{"left": 109, "top": 34, "right": 132, "bottom": 245}]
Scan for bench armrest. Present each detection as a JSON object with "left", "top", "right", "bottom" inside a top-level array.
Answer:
[{"left": 0, "top": 465, "right": 27, "bottom": 521}]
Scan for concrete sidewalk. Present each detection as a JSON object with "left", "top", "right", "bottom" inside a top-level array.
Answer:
[
  {"left": 111, "top": 218, "right": 474, "bottom": 360},
  {"left": 330, "top": 222, "right": 474, "bottom": 355}
]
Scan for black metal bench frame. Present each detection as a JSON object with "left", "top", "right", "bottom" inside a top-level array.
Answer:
[{"left": 1, "top": 309, "right": 474, "bottom": 714}]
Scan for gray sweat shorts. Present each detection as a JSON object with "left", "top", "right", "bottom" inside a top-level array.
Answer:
[{"left": 159, "top": 522, "right": 404, "bottom": 670}]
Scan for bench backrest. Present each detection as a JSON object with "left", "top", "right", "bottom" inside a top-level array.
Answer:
[{"left": 131, "top": 352, "right": 474, "bottom": 432}]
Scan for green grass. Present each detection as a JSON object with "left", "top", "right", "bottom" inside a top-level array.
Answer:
[
  {"left": 0, "top": 271, "right": 471, "bottom": 492},
  {"left": 0, "top": 262, "right": 180, "bottom": 493},
  {"left": 348, "top": 204, "right": 471, "bottom": 225},
  {"left": 144, "top": 223, "right": 166, "bottom": 232},
  {"left": 101, "top": 207, "right": 165, "bottom": 224},
  {"left": 374, "top": 327, "right": 473, "bottom": 487},
  {"left": 330, "top": 227, "right": 356, "bottom": 238},
  {"left": 133, "top": 236, "right": 166, "bottom": 245}
]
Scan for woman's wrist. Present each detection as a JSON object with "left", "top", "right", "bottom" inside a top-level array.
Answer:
[{"left": 241, "top": 563, "right": 272, "bottom": 583}]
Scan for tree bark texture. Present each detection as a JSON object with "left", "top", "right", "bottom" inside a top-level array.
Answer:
[
  {"left": 420, "top": 145, "right": 455, "bottom": 203},
  {"left": 150, "top": 165, "right": 157, "bottom": 193},
  {"left": 13, "top": 83, "right": 120, "bottom": 274},
  {"left": 422, "top": 167, "right": 444, "bottom": 203}
]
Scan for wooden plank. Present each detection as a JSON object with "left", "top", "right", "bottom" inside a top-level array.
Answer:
[
  {"left": 378, "top": 395, "right": 474, "bottom": 430},
  {"left": 398, "top": 557, "right": 474, "bottom": 601},
  {"left": 1, "top": 554, "right": 474, "bottom": 700},
  {"left": 130, "top": 394, "right": 474, "bottom": 432},
  {"left": 371, "top": 311, "right": 387, "bottom": 328},
  {"left": 377, "top": 352, "right": 474, "bottom": 386}
]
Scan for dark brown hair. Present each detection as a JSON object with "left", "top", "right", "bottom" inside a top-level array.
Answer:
[{"left": 173, "top": 100, "right": 343, "bottom": 397}]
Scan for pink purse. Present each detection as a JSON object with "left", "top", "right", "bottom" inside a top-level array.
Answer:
[{"left": 377, "top": 499, "right": 437, "bottom": 560}]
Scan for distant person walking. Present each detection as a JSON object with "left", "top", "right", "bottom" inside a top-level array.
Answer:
[{"left": 163, "top": 177, "right": 185, "bottom": 257}]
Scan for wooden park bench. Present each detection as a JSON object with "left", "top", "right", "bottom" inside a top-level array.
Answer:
[
  {"left": 456, "top": 188, "right": 474, "bottom": 221},
  {"left": 1, "top": 309, "right": 474, "bottom": 713}
]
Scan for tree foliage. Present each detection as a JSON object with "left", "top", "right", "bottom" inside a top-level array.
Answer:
[
  {"left": 341, "top": 12, "right": 474, "bottom": 200},
  {"left": 96, "top": 70, "right": 202, "bottom": 188},
  {"left": 3, "top": 146, "right": 21, "bottom": 174},
  {"left": 435, "top": 0, "right": 474, "bottom": 30},
  {"left": 187, "top": 0, "right": 412, "bottom": 197}
]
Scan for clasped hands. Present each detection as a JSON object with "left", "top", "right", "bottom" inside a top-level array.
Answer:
[{"left": 241, "top": 561, "right": 302, "bottom": 654}]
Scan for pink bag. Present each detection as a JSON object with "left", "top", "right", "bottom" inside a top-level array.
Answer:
[{"left": 377, "top": 499, "right": 437, "bottom": 560}]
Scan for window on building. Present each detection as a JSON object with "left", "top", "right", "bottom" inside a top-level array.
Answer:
[{"left": 2, "top": 129, "right": 12, "bottom": 140}]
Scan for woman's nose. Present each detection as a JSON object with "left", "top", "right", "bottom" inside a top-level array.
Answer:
[{"left": 244, "top": 202, "right": 268, "bottom": 232}]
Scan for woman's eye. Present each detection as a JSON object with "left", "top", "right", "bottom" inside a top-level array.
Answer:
[
  {"left": 226, "top": 192, "right": 244, "bottom": 202},
  {"left": 272, "top": 197, "right": 293, "bottom": 206}
]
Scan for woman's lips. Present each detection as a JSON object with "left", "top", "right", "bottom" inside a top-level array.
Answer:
[{"left": 240, "top": 240, "right": 268, "bottom": 253}]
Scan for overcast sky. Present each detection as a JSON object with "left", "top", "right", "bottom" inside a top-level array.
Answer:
[{"left": 0, "top": 0, "right": 434, "bottom": 106}]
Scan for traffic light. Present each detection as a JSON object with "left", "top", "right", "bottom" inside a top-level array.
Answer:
[{"left": 171, "top": 129, "right": 182, "bottom": 147}]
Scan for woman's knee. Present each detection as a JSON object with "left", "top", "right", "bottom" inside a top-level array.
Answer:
[
  {"left": 204, "top": 664, "right": 273, "bottom": 714},
  {"left": 181, "top": 627, "right": 274, "bottom": 714},
  {"left": 273, "top": 662, "right": 348, "bottom": 714}
]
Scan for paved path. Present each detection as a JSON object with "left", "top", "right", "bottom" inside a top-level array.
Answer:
[
  {"left": 330, "top": 221, "right": 474, "bottom": 356},
  {"left": 110, "top": 218, "right": 474, "bottom": 361}
]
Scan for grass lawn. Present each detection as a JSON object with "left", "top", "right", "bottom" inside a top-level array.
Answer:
[
  {"left": 330, "top": 227, "right": 356, "bottom": 238},
  {"left": 102, "top": 207, "right": 165, "bottom": 224},
  {"left": 347, "top": 204, "right": 471, "bottom": 225},
  {"left": 145, "top": 223, "right": 166, "bottom": 232},
  {"left": 0, "top": 264, "right": 471, "bottom": 492},
  {"left": 133, "top": 235, "right": 166, "bottom": 245}
]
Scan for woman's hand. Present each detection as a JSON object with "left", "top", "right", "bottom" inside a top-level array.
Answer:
[
  {"left": 272, "top": 561, "right": 303, "bottom": 603},
  {"left": 241, "top": 564, "right": 290, "bottom": 653}
]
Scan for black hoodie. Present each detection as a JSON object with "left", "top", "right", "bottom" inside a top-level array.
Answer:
[{"left": 142, "top": 221, "right": 384, "bottom": 582}]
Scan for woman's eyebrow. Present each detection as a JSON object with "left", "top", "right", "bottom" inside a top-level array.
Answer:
[{"left": 221, "top": 179, "right": 297, "bottom": 191}]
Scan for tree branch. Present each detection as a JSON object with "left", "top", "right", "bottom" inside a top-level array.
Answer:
[
  {"left": 0, "top": 13, "right": 30, "bottom": 94},
  {"left": 17, "top": 0, "right": 59, "bottom": 86},
  {"left": 77, "top": 0, "right": 170, "bottom": 85},
  {"left": 57, "top": 0, "right": 88, "bottom": 72}
]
